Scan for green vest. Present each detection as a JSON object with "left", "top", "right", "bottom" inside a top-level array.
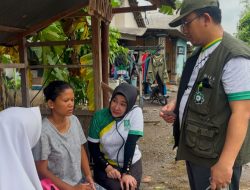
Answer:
[{"left": 177, "top": 32, "right": 250, "bottom": 167}]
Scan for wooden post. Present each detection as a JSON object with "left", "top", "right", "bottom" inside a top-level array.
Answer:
[
  {"left": 101, "top": 21, "right": 110, "bottom": 107},
  {"left": 91, "top": 16, "right": 103, "bottom": 110},
  {"left": 19, "top": 38, "right": 30, "bottom": 107},
  {"left": 0, "top": 69, "right": 3, "bottom": 110}
]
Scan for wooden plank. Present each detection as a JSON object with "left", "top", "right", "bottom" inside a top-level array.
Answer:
[
  {"left": 88, "top": 0, "right": 112, "bottom": 22},
  {"left": 0, "top": 63, "right": 26, "bottom": 68},
  {"left": 0, "top": 64, "right": 92, "bottom": 70},
  {"left": 19, "top": 38, "right": 30, "bottom": 107},
  {"left": 29, "top": 64, "right": 92, "bottom": 69},
  {"left": 112, "top": 5, "right": 157, "bottom": 14},
  {"left": 101, "top": 81, "right": 113, "bottom": 94},
  {"left": 91, "top": 16, "right": 103, "bottom": 110},
  {"left": 26, "top": 39, "right": 91, "bottom": 47},
  {"left": 0, "top": 25, "right": 25, "bottom": 33},
  {"left": 101, "top": 21, "right": 110, "bottom": 107},
  {"left": 65, "top": 12, "right": 90, "bottom": 18},
  {"left": 0, "top": 69, "right": 3, "bottom": 110}
]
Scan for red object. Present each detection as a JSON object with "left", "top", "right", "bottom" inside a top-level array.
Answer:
[
  {"left": 141, "top": 53, "right": 149, "bottom": 81},
  {"left": 41, "top": 178, "right": 59, "bottom": 190}
]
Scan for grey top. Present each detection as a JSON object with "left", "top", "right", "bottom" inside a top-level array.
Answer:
[{"left": 33, "top": 115, "right": 87, "bottom": 185}]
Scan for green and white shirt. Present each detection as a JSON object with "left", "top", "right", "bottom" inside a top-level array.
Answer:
[{"left": 88, "top": 106, "right": 144, "bottom": 167}]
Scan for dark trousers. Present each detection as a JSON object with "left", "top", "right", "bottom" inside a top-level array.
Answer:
[
  {"left": 94, "top": 159, "right": 142, "bottom": 190},
  {"left": 186, "top": 161, "right": 242, "bottom": 190}
]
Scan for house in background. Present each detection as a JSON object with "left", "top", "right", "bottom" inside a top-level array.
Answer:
[{"left": 111, "top": 0, "right": 187, "bottom": 83}]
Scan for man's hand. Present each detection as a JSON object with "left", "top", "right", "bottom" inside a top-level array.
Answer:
[
  {"left": 159, "top": 100, "right": 176, "bottom": 123},
  {"left": 210, "top": 161, "right": 232, "bottom": 190}
]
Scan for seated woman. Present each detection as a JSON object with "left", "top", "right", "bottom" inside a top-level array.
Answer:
[
  {"left": 0, "top": 107, "right": 42, "bottom": 190},
  {"left": 88, "top": 83, "right": 144, "bottom": 190},
  {"left": 33, "top": 80, "right": 102, "bottom": 190}
]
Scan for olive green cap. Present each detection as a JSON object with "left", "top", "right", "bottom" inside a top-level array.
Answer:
[{"left": 169, "top": 0, "right": 219, "bottom": 27}]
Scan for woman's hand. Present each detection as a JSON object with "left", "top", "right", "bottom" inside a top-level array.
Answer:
[
  {"left": 105, "top": 165, "right": 121, "bottom": 179},
  {"left": 72, "top": 183, "right": 92, "bottom": 190},
  {"left": 120, "top": 174, "right": 137, "bottom": 190},
  {"left": 85, "top": 175, "right": 96, "bottom": 190}
]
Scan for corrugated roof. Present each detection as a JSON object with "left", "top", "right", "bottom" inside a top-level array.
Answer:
[
  {"left": 115, "top": 8, "right": 185, "bottom": 40},
  {"left": 118, "top": 27, "right": 147, "bottom": 36},
  {"left": 0, "top": 0, "right": 88, "bottom": 45},
  {"left": 146, "top": 0, "right": 176, "bottom": 8},
  {"left": 144, "top": 10, "right": 179, "bottom": 29}
]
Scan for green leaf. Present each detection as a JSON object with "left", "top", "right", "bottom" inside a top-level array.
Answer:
[
  {"left": 111, "top": 0, "right": 121, "bottom": 7},
  {"left": 159, "top": 5, "right": 174, "bottom": 15},
  {"left": 1, "top": 54, "right": 12, "bottom": 64}
]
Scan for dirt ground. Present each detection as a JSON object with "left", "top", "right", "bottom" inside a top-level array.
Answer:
[{"left": 139, "top": 88, "right": 250, "bottom": 190}]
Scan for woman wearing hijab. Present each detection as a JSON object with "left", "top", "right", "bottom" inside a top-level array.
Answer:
[
  {"left": 88, "top": 83, "right": 144, "bottom": 190},
  {"left": 0, "top": 107, "right": 42, "bottom": 190}
]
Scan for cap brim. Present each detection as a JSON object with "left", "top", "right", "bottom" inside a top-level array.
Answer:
[{"left": 169, "top": 11, "right": 192, "bottom": 27}]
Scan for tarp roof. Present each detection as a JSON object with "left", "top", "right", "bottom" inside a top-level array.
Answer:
[
  {"left": 142, "top": 10, "right": 185, "bottom": 39},
  {"left": 0, "top": 0, "right": 88, "bottom": 45}
]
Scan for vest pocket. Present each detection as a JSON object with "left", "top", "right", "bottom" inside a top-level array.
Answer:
[{"left": 184, "top": 120, "right": 219, "bottom": 158}]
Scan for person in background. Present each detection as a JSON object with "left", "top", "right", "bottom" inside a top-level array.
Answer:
[
  {"left": 0, "top": 107, "right": 42, "bottom": 190},
  {"left": 88, "top": 83, "right": 144, "bottom": 190},
  {"left": 160, "top": 0, "right": 250, "bottom": 190},
  {"left": 33, "top": 80, "right": 98, "bottom": 190}
]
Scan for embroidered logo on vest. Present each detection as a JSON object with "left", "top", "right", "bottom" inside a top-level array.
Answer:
[
  {"left": 194, "top": 91, "right": 205, "bottom": 104},
  {"left": 194, "top": 81, "right": 205, "bottom": 104}
]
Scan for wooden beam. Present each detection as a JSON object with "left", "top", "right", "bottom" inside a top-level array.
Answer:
[
  {"left": 0, "top": 69, "right": 3, "bottom": 110},
  {"left": 29, "top": 64, "right": 92, "bottom": 69},
  {"left": 0, "top": 64, "right": 93, "bottom": 69},
  {"left": 112, "top": 5, "right": 157, "bottom": 14},
  {"left": 0, "top": 25, "right": 25, "bottom": 33},
  {"left": 101, "top": 81, "right": 113, "bottom": 95},
  {"left": 101, "top": 21, "right": 110, "bottom": 107},
  {"left": 91, "top": 16, "right": 103, "bottom": 110},
  {"left": 19, "top": 38, "right": 30, "bottom": 107},
  {"left": 26, "top": 39, "right": 91, "bottom": 47},
  {"left": 0, "top": 63, "right": 26, "bottom": 69},
  {"left": 65, "top": 12, "right": 90, "bottom": 18}
]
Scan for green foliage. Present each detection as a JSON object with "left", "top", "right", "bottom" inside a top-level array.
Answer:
[
  {"left": 111, "top": 0, "right": 121, "bottom": 7},
  {"left": 109, "top": 27, "right": 128, "bottom": 65},
  {"left": 3, "top": 71, "right": 21, "bottom": 90},
  {"left": 240, "top": 0, "right": 250, "bottom": 9},
  {"left": 31, "top": 21, "right": 89, "bottom": 106},
  {"left": 159, "top": 5, "right": 174, "bottom": 14},
  {"left": 1, "top": 54, "right": 12, "bottom": 64},
  {"left": 1, "top": 54, "right": 21, "bottom": 91},
  {"left": 159, "top": 0, "right": 182, "bottom": 14},
  {"left": 68, "top": 76, "right": 88, "bottom": 107},
  {"left": 237, "top": 8, "right": 250, "bottom": 45}
]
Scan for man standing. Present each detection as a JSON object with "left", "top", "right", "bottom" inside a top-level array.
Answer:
[{"left": 160, "top": 0, "right": 250, "bottom": 189}]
